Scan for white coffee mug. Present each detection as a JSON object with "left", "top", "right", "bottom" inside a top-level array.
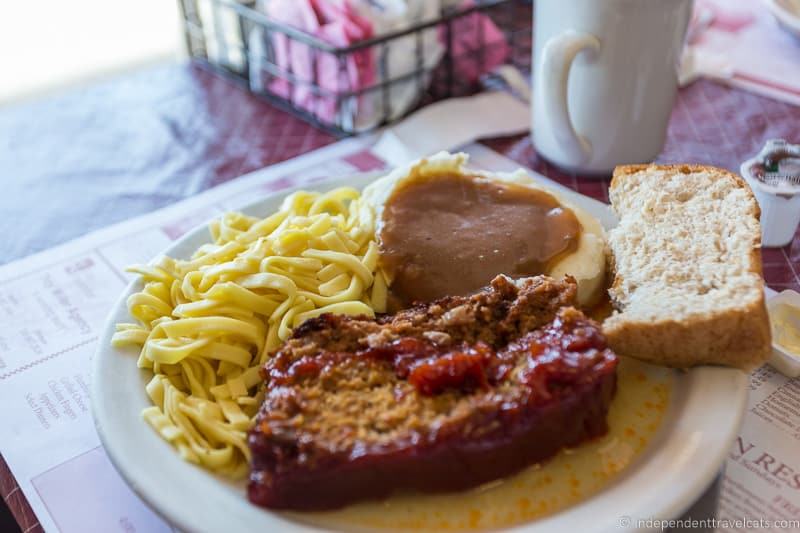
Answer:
[{"left": 532, "top": 0, "right": 693, "bottom": 175}]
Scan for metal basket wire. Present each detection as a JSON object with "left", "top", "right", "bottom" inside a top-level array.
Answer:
[{"left": 178, "top": 0, "right": 532, "bottom": 135}]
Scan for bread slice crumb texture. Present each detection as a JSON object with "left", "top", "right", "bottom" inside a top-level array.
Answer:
[{"left": 604, "top": 164, "right": 771, "bottom": 369}]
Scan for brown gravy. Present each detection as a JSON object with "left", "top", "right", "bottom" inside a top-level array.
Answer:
[{"left": 379, "top": 174, "right": 582, "bottom": 309}]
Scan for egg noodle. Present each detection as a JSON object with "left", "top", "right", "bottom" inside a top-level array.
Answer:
[{"left": 111, "top": 187, "right": 386, "bottom": 478}]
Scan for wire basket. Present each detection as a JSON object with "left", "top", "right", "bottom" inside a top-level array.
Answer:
[{"left": 178, "top": 0, "right": 532, "bottom": 135}]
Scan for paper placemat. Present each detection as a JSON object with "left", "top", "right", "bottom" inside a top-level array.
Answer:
[{"left": 0, "top": 141, "right": 798, "bottom": 532}]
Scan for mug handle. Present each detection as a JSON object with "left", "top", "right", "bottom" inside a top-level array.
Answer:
[{"left": 540, "top": 31, "right": 600, "bottom": 164}]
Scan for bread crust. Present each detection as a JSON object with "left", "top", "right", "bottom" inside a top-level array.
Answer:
[
  {"left": 603, "top": 297, "right": 771, "bottom": 369},
  {"left": 604, "top": 164, "right": 771, "bottom": 370}
]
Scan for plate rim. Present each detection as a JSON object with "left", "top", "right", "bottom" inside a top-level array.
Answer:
[{"left": 91, "top": 172, "right": 749, "bottom": 533}]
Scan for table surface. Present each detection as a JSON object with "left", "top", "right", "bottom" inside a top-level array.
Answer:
[{"left": 2, "top": 61, "right": 800, "bottom": 533}]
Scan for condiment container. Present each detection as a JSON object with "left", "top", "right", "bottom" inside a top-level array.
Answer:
[
  {"left": 740, "top": 139, "right": 800, "bottom": 248},
  {"left": 766, "top": 289, "right": 800, "bottom": 377}
]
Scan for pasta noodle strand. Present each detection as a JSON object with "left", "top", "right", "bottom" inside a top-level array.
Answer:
[{"left": 112, "top": 187, "right": 385, "bottom": 477}]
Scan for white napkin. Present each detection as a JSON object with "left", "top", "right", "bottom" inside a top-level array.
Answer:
[
  {"left": 372, "top": 90, "right": 531, "bottom": 165},
  {"left": 679, "top": 0, "right": 800, "bottom": 106}
]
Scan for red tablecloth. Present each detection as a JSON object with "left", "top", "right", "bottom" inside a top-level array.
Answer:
[{"left": 1, "top": 62, "right": 799, "bottom": 532}]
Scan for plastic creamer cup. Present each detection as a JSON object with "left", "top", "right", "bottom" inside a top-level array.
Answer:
[{"left": 741, "top": 139, "right": 800, "bottom": 248}]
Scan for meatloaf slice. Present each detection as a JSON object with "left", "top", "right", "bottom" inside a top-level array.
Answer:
[{"left": 248, "top": 275, "right": 618, "bottom": 510}]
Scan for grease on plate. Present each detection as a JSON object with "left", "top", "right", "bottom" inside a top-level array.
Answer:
[{"left": 287, "top": 356, "right": 672, "bottom": 532}]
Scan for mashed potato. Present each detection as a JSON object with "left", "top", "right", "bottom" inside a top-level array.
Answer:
[{"left": 363, "top": 152, "right": 607, "bottom": 307}]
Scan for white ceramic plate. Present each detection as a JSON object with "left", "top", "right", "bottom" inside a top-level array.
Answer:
[{"left": 92, "top": 172, "right": 749, "bottom": 533}]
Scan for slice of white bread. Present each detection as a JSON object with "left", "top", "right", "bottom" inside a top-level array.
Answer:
[{"left": 603, "top": 164, "right": 771, "bottom": 370}]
